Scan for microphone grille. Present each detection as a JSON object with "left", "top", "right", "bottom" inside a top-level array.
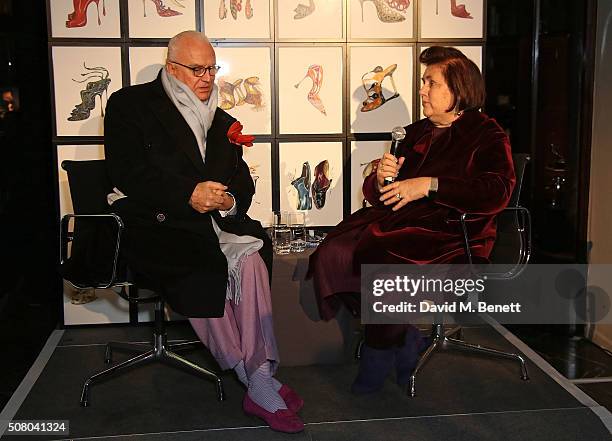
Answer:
[{"left": 391, "top": 126, "right": 406, "bottom": 141}]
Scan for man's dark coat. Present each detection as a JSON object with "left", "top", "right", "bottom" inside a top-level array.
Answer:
[{"left": 104, "top": 73, "right": 271, "bottom": 318}]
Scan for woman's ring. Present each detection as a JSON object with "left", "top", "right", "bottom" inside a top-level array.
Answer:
[{"left": 396, "top": 193, "right": 402, "bottom": 200}]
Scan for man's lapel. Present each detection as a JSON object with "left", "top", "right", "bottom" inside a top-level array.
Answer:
[{"left": 147, "top": 75, "right": 207, "bottom": 176}]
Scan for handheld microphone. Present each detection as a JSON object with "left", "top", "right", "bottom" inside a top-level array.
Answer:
[{"left": 384, "top": 126, "right": 406, "bottom": 185}]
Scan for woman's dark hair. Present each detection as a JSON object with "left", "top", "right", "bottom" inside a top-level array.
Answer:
[{"left": 419, "top": 46, "right": 485, "bottom": 112}]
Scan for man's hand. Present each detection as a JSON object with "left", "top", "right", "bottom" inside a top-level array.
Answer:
[
  {"left": 376, "top": 153, "right": 406, "bottom": 190},
  {"left": 189, "top": 181, "right": 230, "bottom": 213},
  {"left": 379, "top": 177, "right": 432, "bottom": 211}
]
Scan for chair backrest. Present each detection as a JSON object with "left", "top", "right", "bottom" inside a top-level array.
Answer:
[
  {"left": 487, "top": 153, "right": 531, "bottom": 271},
  {"left": 508, "top": 153, "right": 530, "bottom": 208},
  {"left": 59, "top": 160, "right": 124, "bottom": 287},
  {"left": 62, "top": 160, "right": 114, "bottom": 214}
]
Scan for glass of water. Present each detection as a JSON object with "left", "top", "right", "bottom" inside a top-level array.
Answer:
[
  {"left": 289, "top": 212, "right": 306, "bottom": 253},
  {"left": 273, "top": 211, "right": 291, "bottom": 255}
]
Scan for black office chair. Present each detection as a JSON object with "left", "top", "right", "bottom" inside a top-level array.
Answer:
[
  {"left": 407, "top": 153, "right": 532, "bottom": 396},
  {"left": 59, "top": 159, "right": 224, "bottom": 407}
]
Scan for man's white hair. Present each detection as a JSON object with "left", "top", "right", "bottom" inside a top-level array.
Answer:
[{"left": 167, "top": 31, "right": 211, "bottom": 61}]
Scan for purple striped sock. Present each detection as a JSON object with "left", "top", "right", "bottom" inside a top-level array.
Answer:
[{"left": 247, "top": 362, "right": 287, "bottom": 412}]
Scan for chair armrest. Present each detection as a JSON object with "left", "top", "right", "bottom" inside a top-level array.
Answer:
[
  {"left": 459, "top": 206, "right": 531, "bottom": 280},
  {"left": 60, "top": 213, "right": 124, "bottom": 289}
]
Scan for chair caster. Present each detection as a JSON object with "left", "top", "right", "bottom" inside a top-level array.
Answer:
[
  {"left": 80, "top": 383, "right": 91, "bottom": 407},
  {"left": 216, "top": 378, "right": 225, "bottom": 401},
  {"left": 104, "top": 345, "right": 112, "bottom": 364}
]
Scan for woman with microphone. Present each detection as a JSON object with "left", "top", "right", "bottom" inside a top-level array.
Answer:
[{"left": 307, "top": 46, "right": 516, "bottom": 393}]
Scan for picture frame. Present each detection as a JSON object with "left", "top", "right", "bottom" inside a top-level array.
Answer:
[
  {"left": 214, "top": 45, "right": 273, "bottom": 135},
  {"left": 49, "top": 0, "right": 121, "bottom": 39},
  {"left": 419, "top": 0, "right": 485, "bottom": 40},
  {"left": 276, "top": 0, "right": 344, "bottom": 41},
  {"left": 129, "top": 46, "right": 168, "bottom": 85},
  {"left": 279, "top": 141, "right": 344, "bottom": 227},
  {"left": 52, "top": 46, "right": 123, "bottom": 137},
  {"left": 349, "top": 44, "right": 415, "bottom": 133},
  {"left": 243, "top": 142, "right": 274, "bottom": 227},
  {"left": 128, "top": 0, "right": 198, "bottom": 39},
  {"left": 348, "top": 0, "right": 414, "bottom": 41},
  {"left": 349, "top": 140, "right": 388, "bottom": 213},
  {"left": 417, "top": 44, "right": 483, "bottom": 119},
  {"left": 277, "top": 45, "right": 344, "bottom": 135},
  {"left": 203, "top": 0, "right": 272, "bottom": 41}
]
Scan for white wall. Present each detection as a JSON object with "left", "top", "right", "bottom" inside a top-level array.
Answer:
[{"left": 588, "top": 0, "right": 612, "bottom": 350}]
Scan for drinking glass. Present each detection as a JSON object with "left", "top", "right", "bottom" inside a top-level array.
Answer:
[
  {"left": 273, "top": 211, "right": 291, "bottom": 255},
  {"left": 289, "top": 212, "right": 306, "bottom": 253}
]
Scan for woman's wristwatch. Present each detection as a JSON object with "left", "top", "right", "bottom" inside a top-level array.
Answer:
[{"left": 428, "top": 177, "right": 438, "bottom": 199}]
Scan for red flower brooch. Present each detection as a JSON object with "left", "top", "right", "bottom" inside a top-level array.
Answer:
[{"left": 227, "top": 121, "right": 255, "bottom": 147}]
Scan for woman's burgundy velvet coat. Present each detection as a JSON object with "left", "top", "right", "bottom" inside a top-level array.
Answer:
[{"left": 308, "top": 110, "right": 515, "bottom": 320}]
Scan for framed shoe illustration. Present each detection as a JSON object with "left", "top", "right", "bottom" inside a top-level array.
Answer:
[
  {"left": 416, "top": 44, "right": 483, "bottom": 119},
  {"left": 276, "top": 0, "right": 344, "bottom": 41},
  {"left": 127, "top": 0, "right": 198, "bottom": 38},
  {"left": 48, "top": 0, "right": 121, "bottom": 39},
  {"left": 52, "top": 46, "right": 123, "bottom": 137},
  {"left": 277, "top": 45, "right": 344, "bottom": 135},
  {"left": 279, "top": 141, "right": 344, "bottom": 227},
  {"left": 419, "top": 0, "right": 485, "bottom": 40},
  {"left": 349, "top": 44, "right": 415, "bottom": 133},
  {"left": 243, "top": 142, "right": 274, "bottom": 227},
  {"left": 350, "top": 141, "right": 389, "bottom": 213},
  {"left": 203, "top": 0, "right": 272, "bottom": 41},
  {"left": 348, "top": 0, "right": 415, "bottom": 41},
  {"left": 128, "top": 46, "right": 168, "bottom": 86},
  {"left": 214, "top": 45, "right": 273, "bottom": 136}
]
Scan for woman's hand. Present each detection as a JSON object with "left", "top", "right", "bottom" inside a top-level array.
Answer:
[
  {"left": 379, "top": 177, "right": 432, "bottom": 211},
  {"left": 376, "top": 153, "right": 405, "bottom": 190}
]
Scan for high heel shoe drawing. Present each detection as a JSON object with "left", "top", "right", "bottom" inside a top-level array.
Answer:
[
  {"left": 230, "top": 0, "right": 242, "bottom": 19},
  {"left": 218, "top": 78, "right": 236, "bottom": 110},
  {"left": 450, "top": 0, "right": 473, "bottom": 18},
  {"left": 386, "top": 0, "right": 410, "bottom": 12},
  {"left": 295, "top": 64, "right": 326, "bottom": 116},
  {"left": 360, "top": 64, "right": 400, "bottom": 112},
  {"left": 66, "top": 0, "right": 106, "bottom": 28},
  {"left": 219, "top": 76, "right": 264, "bottom": 111},
  {"left": 244, "top": 76, "right": 264, "bottom": 110},
  {"left": 312, "top": 160, "right": 331, "bottom": 209},
  {"left": 233, "top": 79, "right": 246, "bottom": 106},
  {"left": 361, "top": 159, "right": 380, "bottom": 208},
  {"left": 143, "top": 0, "right": 182, "bottom": 18},
  {"left": 68, "top": 63, "right": 111, "bottom": 121},
  {"left": 291, "top": 162, "right": 313, "bottom": 211},
  {"left": 245, "top": 0, "right": 253, "bottom": 18},
  {"left": 219, "top": 0, "right": 227, "bottom": 19},
  {"left": 168, "top": 0, "right": 185, "bottom": 8},
  {"left": 294, "top": 0, "right": 315, "bottom": 19},
  {"left": 249, "top": 165, "right": 261, "bottom": 204},
  {"left": 359, "top": 0, "right": 405, "bottom": 23},
  {"left": 436, "top": 0, "right": 472, "bottom": 18}
]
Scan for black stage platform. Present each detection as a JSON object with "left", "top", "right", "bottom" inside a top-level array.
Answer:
[{"left": 1, "top": 323, "right": 611, "bottom": 440}]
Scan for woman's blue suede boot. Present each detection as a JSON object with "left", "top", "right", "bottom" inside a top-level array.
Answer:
[
  {"left": 351, "top": 344, "right": 395, "bottom": 394},
  {"left": 395, "top": 326, "right": 429, "bottom": 386}
]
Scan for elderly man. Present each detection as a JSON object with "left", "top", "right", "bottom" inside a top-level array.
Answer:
[{"left": 104, "top": 31, "right": 303, "bottom": 433}]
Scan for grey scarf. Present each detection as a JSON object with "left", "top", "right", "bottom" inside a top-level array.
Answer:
[{"left": 161, "top": 67, "right": 218, "bottom": 161}]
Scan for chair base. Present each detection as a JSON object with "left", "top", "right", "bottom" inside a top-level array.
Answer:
[
  {"left": 407, "top": 324, "right": 529, "bottom": 397},
  {"left": 80, "top": 332, "right": 224, "bottom": 407}
]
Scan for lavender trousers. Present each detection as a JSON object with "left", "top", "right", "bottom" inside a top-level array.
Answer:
[{"left": 189, "top": 252, "right": 279, "bottom": 377}]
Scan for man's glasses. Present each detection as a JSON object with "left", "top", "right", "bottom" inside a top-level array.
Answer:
[{"left": 169, "top": 61, "right": 221, "bottom": 77}]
